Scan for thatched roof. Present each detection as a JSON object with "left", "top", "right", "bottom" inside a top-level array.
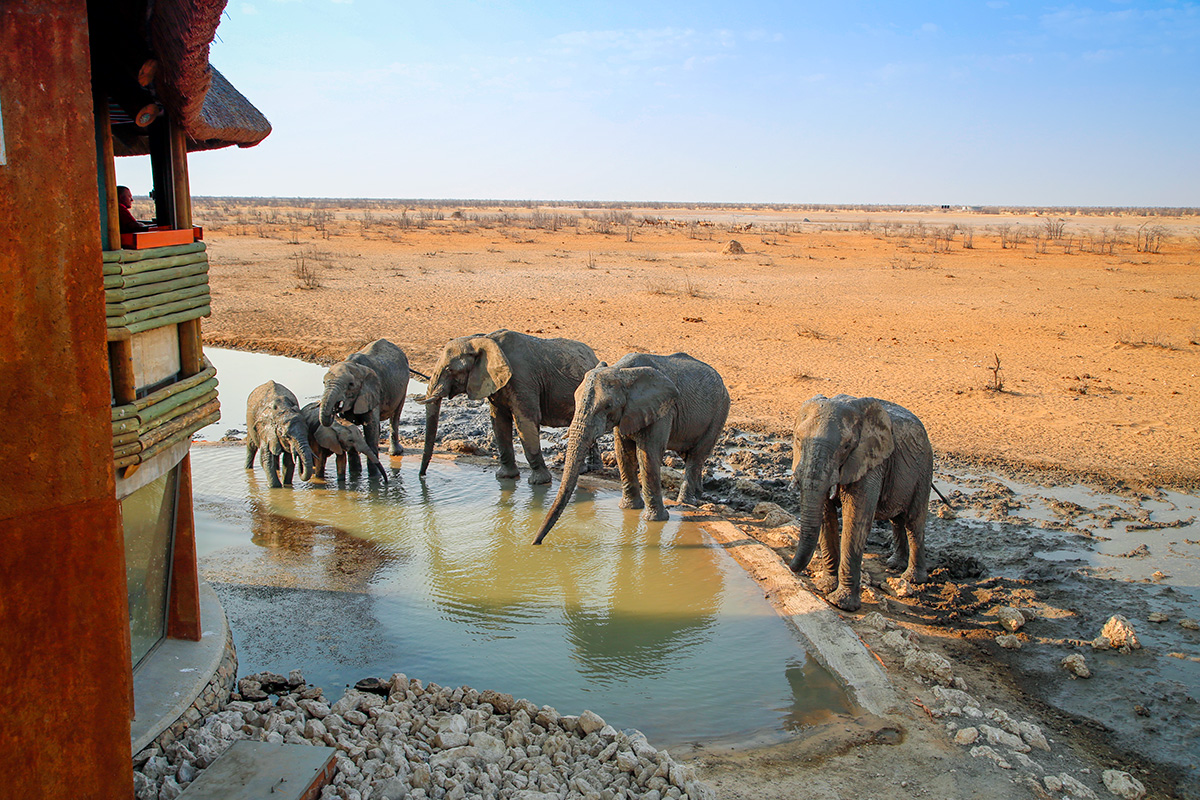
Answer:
[{"left": 106, "top": 0, "right": 271, "bottom": 155}]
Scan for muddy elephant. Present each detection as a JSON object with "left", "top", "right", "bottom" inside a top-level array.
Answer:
[
  {"left": 300, "top": 402, "right": 384, "bottom": 481},
  {"left": 319, "top": 338, "right": 410, "bottom": 484},
  {"left": 533, "top": 352, "right": 730, "bottom": 544},
  {"left": 789, "top": 394, "right": 933, "bottom": 611},
  {"left": 419, "top": 330, "right": 599, "bottom": 485},
  {"left": 246, "top": 381, "right": 315, "bottom": 488}
]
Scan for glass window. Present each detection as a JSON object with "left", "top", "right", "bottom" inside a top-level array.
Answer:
[{"left": 122, "top": 467, "right": 179, "bottom": 667}]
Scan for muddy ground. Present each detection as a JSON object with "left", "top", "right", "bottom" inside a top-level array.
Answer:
[{"left": 192, "top": 203, "right": 1200, "bottom": 798}]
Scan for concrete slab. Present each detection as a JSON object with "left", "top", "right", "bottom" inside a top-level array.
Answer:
[
  {"left": 178, "top": 741, "right": 336, "bottom": 800},
  {"left": 693, "top": 516, "right": 903, "bottom": 717}
]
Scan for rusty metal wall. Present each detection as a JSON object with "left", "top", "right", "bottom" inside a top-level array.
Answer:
[{"left": 0, "top": 1, "right": 134, "bottom": 797}]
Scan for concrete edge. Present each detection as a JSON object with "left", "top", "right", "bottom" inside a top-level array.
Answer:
[
  {"left": 691, "top": 516, "right": 904, "bottom": 717},
  {"left": 131, "top": 581, "right": 230, "bottom": 754}
]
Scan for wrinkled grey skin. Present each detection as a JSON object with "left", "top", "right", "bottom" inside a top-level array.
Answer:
[
  {"left": 245, "top": 381, "right": 315, "bottom": 488},
  {"left": 534, "top": 352, "right": 731, "bottom": 545},
  {"left": 299, "top": 402, "right": 383, "bottom": 481},
  {"left": 419, "top": 330, "right": 599, "bottom": 485},
  {"left": 789, "top": 394, "right": 933, "bottom": 611},
  {"left": 320, "top": 338, "right": 409, "bottom": 485}
]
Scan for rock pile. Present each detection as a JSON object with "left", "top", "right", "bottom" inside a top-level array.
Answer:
[{"left": 133, "top": 671, "right": 715, "bottom": 800}]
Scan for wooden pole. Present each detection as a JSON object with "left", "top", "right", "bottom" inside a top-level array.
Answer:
[
  {"left": 108, "top": 340, "right": 136, "bottom": 405},
  {"left": 167, "top": 454, "right": 201, "bottom": 641},
  {"left": 94, "top": 90, "right": 121, "bottom": 252},
  {"left": 169, "top": 119, "right": 192, "bottom": 230}
]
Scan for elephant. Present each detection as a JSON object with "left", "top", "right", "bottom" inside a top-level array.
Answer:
[
  {"left": 789, "top": 394, "right": 933, "bottom": 612},
  {"left": 533, "top": 352, "right": 731, "bottom": 545},
  {"left": 419, "top": 330, "right": 599, "bottom": 485},
  {"left": 299, "top": 402, "right": 384, "bottom": 480},
  {"left": 245, "top": 380, "right": 315, "bottom": 488},
  {"left": 319, "top": 338, "right": 410, "bottom": 484}
]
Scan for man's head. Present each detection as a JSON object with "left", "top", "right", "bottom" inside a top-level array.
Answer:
[{"left": 117, "top": 186, "right": 133, "bottom": 208}]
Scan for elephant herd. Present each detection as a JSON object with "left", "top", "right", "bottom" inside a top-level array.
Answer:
[{"left": 245, "top": 330, "right": 935, "bottom": 612}]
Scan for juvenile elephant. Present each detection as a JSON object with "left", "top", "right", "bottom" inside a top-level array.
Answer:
[
  {"left": 320, "top": 338, "right": 410, "bottom": 484},
  {"left": 533, "top": 352, "right": 730, "bottom": 544},
  {"left": 246, "top": 381, "right": 315, "bottom": 488},
  {"left": 300, "top": 402, "right": 384, "bottom": 481},
  {"left": 789, "top": 394, "right": 933, "bottom": 611},
  {"left": 419, "top": 330, "right": 599, "bottom": 485}
]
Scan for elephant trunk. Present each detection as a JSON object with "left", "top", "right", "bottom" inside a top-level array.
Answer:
[
  {"left": 790, "top": 476, "right": 827, "bottom": 571},
  {"left": 292, "top": 436, "right": 315, "bottom": 483},
  {"left": 320, "top": 379, "right": 346, "bottom": 427},
  {"left": 419, "top": 397, "right": 443, "bottom": 476},
  {"left": 533, "top": 414, "right": 601, "bottom": 545}
]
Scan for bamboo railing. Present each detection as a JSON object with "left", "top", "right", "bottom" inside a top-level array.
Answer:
[
  {"left": 102, "top": 242, "right": 211, "bottom": 341},
  {"left": 105, "top": 241, "right": 220, "bottom": 469}
]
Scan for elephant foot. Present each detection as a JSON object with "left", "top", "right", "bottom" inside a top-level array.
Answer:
[
  {"left": 619, "top": 494, "right": 644, "bottom": 510},
  {"left": 886, "top": 555, "right": 906, "bottom": 572},
  {"left": 641, "top": 506, "right": 670, "bottom": 522},
  {"left": 676, "top": 490, "right": 703, "bottom": 507},
  {"left": 390, "top": 444, "right": 404, "bottom": 456},
  {"left": 528, "top": 468, "right": 552, "bottom": 486},
  {"left": 496, "top": 465, "right": 520, "bottom": 480},
  {"left": 902, "top": 568, "right": 928, "bottom": 585},
  {"left": 829, "top": 587, "right": 862, "bottom": 612},
  {"left": 811, "top": 573, "right": 838, "bottom": 594}
]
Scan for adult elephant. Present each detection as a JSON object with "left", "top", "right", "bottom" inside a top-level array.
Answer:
[
  {"left": 533, "top": 352, "right": 730, "bottom": 545},
  {"left": 419, "top": 330, "right": 598, "bottom": 485},
  {"left": 246, "top": 381, "right": 315, "bottom": 488},
  {"left": 299, "top": 402, "right": 384, "bottom": 481},
  {"left": 789, "top": 394, "right": 933, "bottom": 611},
  {"left": 319, "top": 338, "right": 410, "bottom": 484}
]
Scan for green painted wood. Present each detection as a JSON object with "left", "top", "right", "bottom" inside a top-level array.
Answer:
[
  {"left": 120, "top": 262, "right": 208, "bottom": 289},
  {"left": 137, "top": 380, "right": 218, "bottom": 424},
  {"left": 132, "top": 367, "right": 216, "bottom": 411},
  {"left": 112, "top": 404, "right": 138, "bottom": 422},
  {"left": 121, "top": 251, "right": 208, "bottom": 276},
  {"left": 113, "top": 441, "right": 143, "bottom": 459},
  {"left": 137, "top": 410, "right": 220, "bottom": 463},
  {"left": 138, "top": 390, "right": 219, "bottom": 438},
  {"left": 139, "top": 398, "right": 220, "bottom": 449},
  {"left": 112, "top": 242, "right": 206, "bottom": 263},
  {"left": 105, "top": 273, "right": 208, "bottom": 303},
  {"left": 105, "top": 285, "right": 209, "bottom": 317},
  {"left": 123, "top": 304, "right": 210, "bottom": 335}
]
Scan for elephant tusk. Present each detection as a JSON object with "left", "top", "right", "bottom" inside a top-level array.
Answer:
[{"left": 829, "top": 485, "right": 838, "bottom": 500}]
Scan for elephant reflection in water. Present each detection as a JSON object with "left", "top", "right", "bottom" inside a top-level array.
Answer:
[
  {"left": 245, "top": 500, "right": 396, "bottom": 593},
  {"left": 418, "top": 491, "right": 720, "bottom": 678}
]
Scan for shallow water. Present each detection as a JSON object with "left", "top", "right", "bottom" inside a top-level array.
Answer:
[{"left": 191, "top": 348, "right": 851, "bottom": 747}]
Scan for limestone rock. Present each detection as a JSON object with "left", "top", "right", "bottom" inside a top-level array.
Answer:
[
  {"left": 995, "top": 634, "right": 1022, "bottom": 649},
  {"left": 860, "top": 612, "right": 894, "bottom": 631},
  {"left": 1062, "top": 653, "right": 1091, "bottom": 678},
  {"left": 1018, "top": 721, "right": 1050, "bottom": 752},
  {"left": 577, "top": 710, "right": 606, "bottom": 735},
  {"left": 904, "top": 649, "right": 955, "bottom": 686},
  {"left": 1181, "top": 618, "right": 1200, "bottom": 631},
  {"left": 886, "top": 577, "right": 917, "bottom": 597},
  {"left": 882, "top": 629, "right": 920, "bottom": 654},
  {"left": 969, "top": 744, "right": 1011, "bottom": 769},
  {"left": 1091, "top": 635, "right": 1112, "bottom": 651},
  {"left": 1100, "top": 615, "right": 1141, "bottom": 651},
  {"left": 1059, "top": 773, "right": 1099, "bottom": 799},
  {"left": 995, "top": 607, "right": 1027, "bottom": 632},
  {"left": 979, "top": 724, "right": 1030, "bottom": 753},
  {"left": 953, "top": 726, "right": 979, "bottom": 745},
  {"left": 1147, "top": 613, "right": 1169, "bottom": 623},
  {"left": 1101, "top": 770, "right": 1147, "bottom": 800}
]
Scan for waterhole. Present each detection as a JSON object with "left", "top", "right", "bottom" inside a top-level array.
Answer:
[{"left": 192, "top": 348, "right": 853, "bottom": 747}]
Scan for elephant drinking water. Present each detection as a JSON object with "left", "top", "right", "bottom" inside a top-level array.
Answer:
[
  {"left": 533, "top": 352, "right": 730, "bottom": 544},
  {"left": 419, "top": 330, "right": 599, "bottom": 485},
  {"left": 246, "top": 381, "right": 315, "bottom": 488}
]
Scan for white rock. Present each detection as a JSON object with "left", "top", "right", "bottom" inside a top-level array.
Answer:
[
  {"left": 1062, "top": 653, "right": 1092, "bottom": 678},
  {"left": 932, "top": 686, "right": 979, "bottom": 709},
  {"left": 434, "top": 731, "right": 470, "bottom": 750},
  {"left": 979, "top": 724, "right": 1030, "bottom": 753},
  {"left": 953, "top": 727, "right": 979, "bottom": 746},
  {"left": 1180, "top": 618, "right": 1200, "bottom": 631},
  {"left": 904, "top": 650, "right": 955, "bottom": 686},
  {"left": 860, "top": 612, "right": 894, "bottom": 631},
  {"left": 1102, "top": 770, "right": 1146, "bottom": 800},
  {"left": 969, "top": 745, "right": 1011, "bottom": 769},
  {"left": 469, "top": 732, "right": 506, "bottom": 763},
  {"left": 996, "top": 607, "right": 1027, "bottom": 632},
  {"left": 1100, "top": 615, "right": 1141, "bottom": 651},
  {"left": 1044, "top": 776, "right": 1064, "bottom": 792},
  {"left": 995, "top": 634, "right": 1022, "bottom": 649},
  {"left": 882, "top": 629, "right": 919, "bottom": 654},
  {"left": 1018, "top": 721, "right": 1050, "bottom": 752},
  {"left": 157, "top": 776, "right": 182, "bottom": 800},
  {"left": 577, "top": 710, "right": 606, "bottom": 735}
]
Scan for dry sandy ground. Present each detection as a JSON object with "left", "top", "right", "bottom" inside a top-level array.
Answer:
[
  {"left": 195, "top": 202, "right": 1200, "bottom": 490},
  {"left": 192, "top": 202, "right": 1200, "bottom": 798}
]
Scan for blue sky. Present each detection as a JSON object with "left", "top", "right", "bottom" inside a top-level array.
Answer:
[{"left": 118, "top": 1, "right": 1200, "bottom": 205}]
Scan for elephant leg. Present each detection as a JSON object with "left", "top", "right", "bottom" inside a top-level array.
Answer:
[
  {"left": 334, "top": 452, "right": 346, "bottom": 480},
  {"left": 637, "top": 437, "right": 669, "bottom": 522},
  {"left": 901, "top": 503, "right": 929, "bottom": 585},
  {"left": 676, "top": 420, "right": 721, "bottom": 506},
  {"left": 811, "top": 498, "right": 840, "bottom": 594},
  {"left": 363, "top": 419, "right": 382, "bottom": 463},
  {"left": 829, "top": 475, "right": 883, "bottom": 612},
  {"left": 614, "top": 434, "right": 643, "bottom": 509},
  {"left": 514, "top": 415, "right": 551, "bottom": 485},
  {"left": 282, "top": 451, "right": 296, "bottom": 485},
  {"left": 583, "top": 442, "right": 603, "bottom": 474},
  {"left": 261, "top": 448, "right": 282, "bottom": 489},
  {"left": 348, "top": 451, "right": 362, "bottom": 476},
  {"left": 887, "top": 518, "right": 909, "bottom": 572},
  {"left": 245, "top": 435, "right": 259, "bottom": 469},
  {"left": 313, "top": 451, "right": 327, "bottom": 478},
  {"left": 389, "top": 406, "right": 405, "bottom": 456},
  {"left": 490, "top": 404, "right": 520, "bottom": 480}
]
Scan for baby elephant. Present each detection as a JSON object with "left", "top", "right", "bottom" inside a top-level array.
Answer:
[
  {"left": 246, "top": 381, "right": 315, "bottom": 488},
  {"left": 299, "top": 402, "right": 384, "bottom": 481},
  {"left": 790, "top": 394, "right": 933, "bottom": 611}
]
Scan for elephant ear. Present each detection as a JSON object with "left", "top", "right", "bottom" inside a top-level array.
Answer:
[
  {"left": 839, "top": 400, "right": 894, "bottom": 485},
  {"left": 617, "top": 367, "right": 678, "bottom": 436},
  {"left": 466, "top": 337, "right": 512, "bottom": 400},
  {"left": 313, "top": 425, "right": 343, "bottom": 454},
  {"left": 352, "top": 366, "right": 382, "bottom": 416}
]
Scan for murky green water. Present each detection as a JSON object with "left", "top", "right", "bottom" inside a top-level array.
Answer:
[{"left": 191, "top": 348, "right": 852, "bottom": 747}]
